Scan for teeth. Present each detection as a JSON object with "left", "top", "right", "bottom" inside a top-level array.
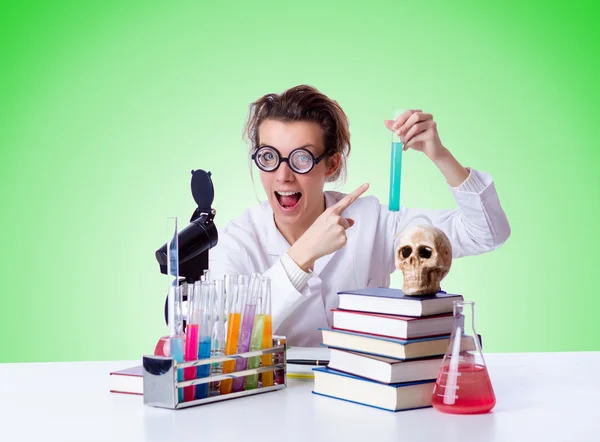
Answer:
[{"left": 276, "top": 191, "right": 300, "bottom": 196}]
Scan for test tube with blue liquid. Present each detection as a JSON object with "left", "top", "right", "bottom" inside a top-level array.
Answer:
[
  {"left": 195, "top": 280, "right": 212, "bottom": 399},
  {"left": 389, "top": 109, "right": 404, "bottom": 211},
  {"left": 166, "top": 217, "right": 184, "bottom": 403}
]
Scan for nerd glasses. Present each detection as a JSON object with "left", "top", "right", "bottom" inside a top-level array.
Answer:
[{"left": 251, "top": 146, "right": 328, "bottom": 174}]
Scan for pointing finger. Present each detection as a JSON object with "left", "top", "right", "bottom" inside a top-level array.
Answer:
[{"left": 331, "top": 183, "right": 369, "bottom": 214}]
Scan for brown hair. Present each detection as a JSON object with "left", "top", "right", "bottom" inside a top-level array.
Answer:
[{"left": 243, "top": 84, "right": 351, "bottom": 183}]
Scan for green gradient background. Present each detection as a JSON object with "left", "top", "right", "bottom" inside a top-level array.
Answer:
[{"left": 1, "top": 1, "right": 599, "bottom": 363}]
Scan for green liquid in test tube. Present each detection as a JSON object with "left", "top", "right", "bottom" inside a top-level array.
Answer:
[
  {"left": 245, "top": 278, "right": 267, "bottom": 390},
  {"left": 389, "top": 109, "right": 403, "bottom": 211},
  {"left": 246, "top": 277, "right": 272, "bottom": 390}
]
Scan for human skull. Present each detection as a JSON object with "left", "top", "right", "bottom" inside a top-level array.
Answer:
[{"left": 395, "top": 224, "right": 452, "bottom": 296}]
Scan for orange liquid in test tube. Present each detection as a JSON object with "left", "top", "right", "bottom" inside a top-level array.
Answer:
[
  {"left": 261, "top": 315, "right": 273, "bottom": 387},
  {"left": 220, "top": 312, "right": 241, "bottom": 394}
]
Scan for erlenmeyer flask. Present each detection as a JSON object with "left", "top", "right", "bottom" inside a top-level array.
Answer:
[{"left": 431, "top": 300, "right": 496, "bottom": 414}]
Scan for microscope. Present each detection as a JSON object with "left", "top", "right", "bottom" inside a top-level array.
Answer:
[{"left": 155, "top": 169, "right": 218, "bottom": 326}]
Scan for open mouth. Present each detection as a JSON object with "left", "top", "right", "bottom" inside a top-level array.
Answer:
[{"left": 275, "top": 191, "right": 302, "bottom": 209}]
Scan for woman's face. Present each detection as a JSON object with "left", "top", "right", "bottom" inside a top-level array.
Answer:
[{"left": 257, "top": 119, "right": 339, "bottom": 226}]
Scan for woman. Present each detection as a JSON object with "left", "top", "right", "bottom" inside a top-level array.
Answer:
[{"left": 209, "top": 85, "right": 511, "bottom": 347}]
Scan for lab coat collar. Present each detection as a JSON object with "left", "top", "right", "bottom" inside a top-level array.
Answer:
[{"left": 266, "top": 192, "right": 338, "bottom": 277}]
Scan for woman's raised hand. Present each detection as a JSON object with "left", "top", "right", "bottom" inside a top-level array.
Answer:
[{"left": 384, "top": 109, "right": 447, "bottom": 161}]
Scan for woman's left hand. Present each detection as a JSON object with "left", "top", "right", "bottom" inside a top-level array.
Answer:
[{"left": 384, "top": 110, "right": 447, "bottom": 161}]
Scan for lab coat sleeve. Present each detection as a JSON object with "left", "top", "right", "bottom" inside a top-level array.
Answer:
[
  {"left": 208, "top": 229, "right": 313, "bottom": 333},
  {"left": 263, "top": 256, "right": 313, "bottom": 332},
  {"left": 385, "top": 167, "right": 511, "bottom": 265}
]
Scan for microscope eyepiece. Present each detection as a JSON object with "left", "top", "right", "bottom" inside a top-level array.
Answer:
[{"left": 155, "top": 169, "right": 218, "bottom": 283}]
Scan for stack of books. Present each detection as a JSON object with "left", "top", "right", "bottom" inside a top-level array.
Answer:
[{"left": 312, "top": 287, "right": 464, "bottom": 412}]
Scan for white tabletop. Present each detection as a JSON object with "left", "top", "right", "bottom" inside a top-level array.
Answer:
[{"left": 1, "top": 351, "right": 599, "bottom": 442}]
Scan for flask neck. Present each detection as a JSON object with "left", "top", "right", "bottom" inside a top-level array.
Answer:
[{"left": 454, "top": 301, "right": 477, "bottom": 337}]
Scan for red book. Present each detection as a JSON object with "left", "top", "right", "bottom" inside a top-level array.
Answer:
[{"left": 109, "top": 365, "right": 143, "bottom": 396}]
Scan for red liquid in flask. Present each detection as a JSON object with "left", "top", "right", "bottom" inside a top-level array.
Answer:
[{"left": 432, "top": 362, "right": 496, "bottom": 414}]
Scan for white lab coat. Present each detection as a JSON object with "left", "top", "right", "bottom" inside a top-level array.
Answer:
[{"left": 208, "top": 168, "right": 511, "bottom": 346}]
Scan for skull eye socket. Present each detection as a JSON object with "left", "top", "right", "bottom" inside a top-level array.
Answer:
[
  {"left": 418, "top": 246, "right": 433, "bottom": 259},
  {"left": 400, "top": 246, "right": 412, "bottom": 259}
]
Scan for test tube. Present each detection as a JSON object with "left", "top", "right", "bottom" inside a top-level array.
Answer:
[
  {"left": 260, "top": 278, "right": 273, "bottom": 387},
  {"left": 195, "top": 281, "right": 212, "bottom": 399},
  {"left": 183, "top": 283, "right": 199, "bottom": 402},
  {"left": 220, "top": 275, "right": 245, "bottom": 395},
  {"left": 223, "top": 274, "right": 235, "bottom": 314},
  {"left": 166, "top": 217, "right": 184, "bottom": 403},
  {"left": 221, "top": 275, "right": 234, "bottom": 346},
  {"left": 231, "top": 273, "right": 260, "bottom": 392},
  {"left": 389, "top": 109, "right": 404, "bottom": 211},
  {"left": 245, "top": 279, "right": 265, "bottom": 390},
  {"left": 209, "top": 279, "right": 226, "bottom": 396}
]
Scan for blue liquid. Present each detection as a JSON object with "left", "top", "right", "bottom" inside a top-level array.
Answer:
[
  {"left": 389, "top": 141, "right": 403, "bottom": 211},
  {"left": 170, "top": 337, "right": 184, "bottom": 404},
  {"left": 195, "top": 337, "right": 211, "bottom": 399}
]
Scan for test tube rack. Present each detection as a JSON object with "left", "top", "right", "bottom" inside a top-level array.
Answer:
[{"left": 142, "top": 344, "right": 287, "bottom": 409}]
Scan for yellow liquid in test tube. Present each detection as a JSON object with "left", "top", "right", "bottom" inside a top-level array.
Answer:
[{"left": 261, "top": 315, "right": 273, "bottom": 387}]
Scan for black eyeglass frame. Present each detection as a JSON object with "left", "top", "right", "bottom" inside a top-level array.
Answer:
[{"left": 251, "top": 145, "right": 329, "bottom": 174}]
